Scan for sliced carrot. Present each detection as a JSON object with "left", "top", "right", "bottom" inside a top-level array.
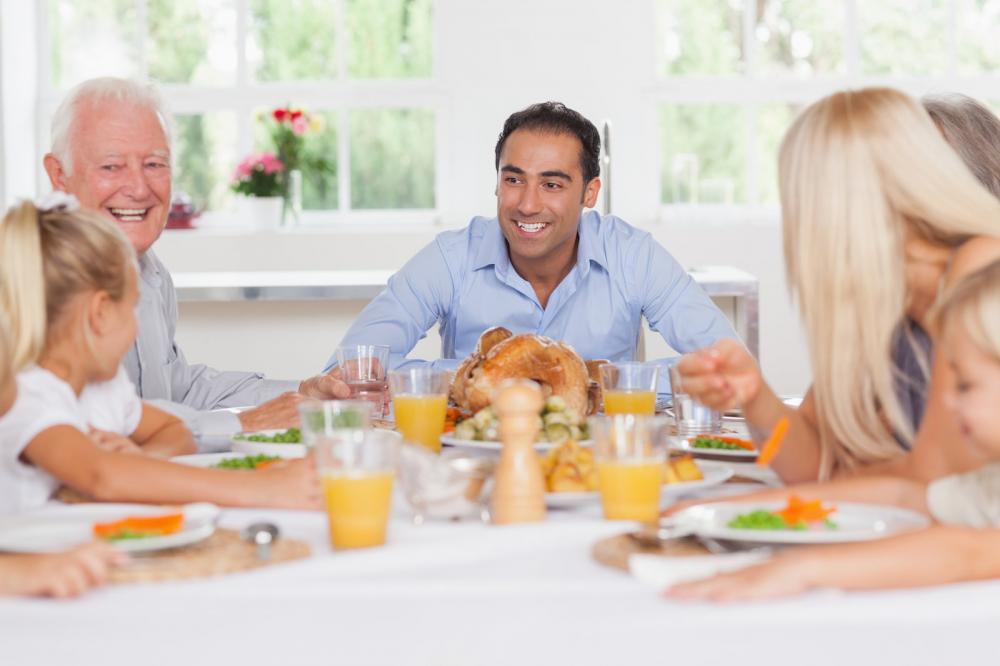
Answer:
[
  {"left": 93, "top": 512, "right": 184, "bottom": 538},
  {"left": 756, "top": 416, "right": 790, "bottom": 466},
  {"left": 254, "top": 460, "right": 281, "bottom": 471}
]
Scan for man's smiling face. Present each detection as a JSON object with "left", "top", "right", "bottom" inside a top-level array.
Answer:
[
  {"left": 495, "top": 128, "right": 600, "bottom": 270},
  {"left": 51, "top": 99, "right": 172, "bottom": 255}
]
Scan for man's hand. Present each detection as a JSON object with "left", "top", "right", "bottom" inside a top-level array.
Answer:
[
  {"left": 676, "top": 338, "right": 763, "bottom": 411},
  {"left": 238, "top": 392, "right": 306, "bottom": 432},
  {"left": 298, "top": 368, "right": 352, "bottom": 400},
  {"left": 87, "top": 428, "right": 143, "bottom": 455}
]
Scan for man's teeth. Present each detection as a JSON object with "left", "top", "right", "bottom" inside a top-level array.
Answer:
[
  {"left": 517, "top": 222, "right": 546, "bottom": 233},
  {"left": 110, "top": 208, "right": 147, "bottom": 222}
]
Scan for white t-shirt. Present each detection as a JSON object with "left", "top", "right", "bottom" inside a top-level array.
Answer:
[
  {"left": 927, "top": 462, "right": 1000, "bottom": 528},
  {"left": 0, "top": 365, "right": 142, "bottom": 514}
]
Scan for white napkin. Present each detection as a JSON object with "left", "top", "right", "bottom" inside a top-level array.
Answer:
[{"left": 629, "top": 551, "right": 770, "bottom": 589}]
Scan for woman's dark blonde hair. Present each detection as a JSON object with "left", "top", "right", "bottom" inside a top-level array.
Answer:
[
  {"left": 0, "top": 201, "right": 136, "bottom": 371},
  {"left": 0, "top": 310, "right": 11, "bottom": 388},
  {"left": 923, "top": 94, "right": 1000, "bottom": 199}
]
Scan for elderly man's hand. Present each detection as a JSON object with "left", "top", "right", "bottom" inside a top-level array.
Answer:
[
  {"left": 298, "top": 369, "right": 352, "bottom": 400},
  {"left": 238, "top": 392, "right": 306, "bottom": 432}
]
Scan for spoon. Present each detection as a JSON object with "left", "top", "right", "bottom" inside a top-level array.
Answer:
[{"left": 242, "top": 522, "right": 280, "bottom": 561}]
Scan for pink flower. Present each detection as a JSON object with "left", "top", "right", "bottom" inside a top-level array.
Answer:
[
  {"left": 259, "top": 152, "right": 285, "bottom": 174},
  {"left": 232, "top": 153, "right": 284, "bottom": 182},
  {"left": 291, "top": 116, "right": 309, "bottom": 135}
]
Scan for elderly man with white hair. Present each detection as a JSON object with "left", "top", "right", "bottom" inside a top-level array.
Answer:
[{"left": 42, "top": 77, "right": 350, "bottom": 447}]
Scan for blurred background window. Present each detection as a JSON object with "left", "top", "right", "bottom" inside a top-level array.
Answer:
[{"left": 43, "top": 0, "right": 436, "bottom": 221}]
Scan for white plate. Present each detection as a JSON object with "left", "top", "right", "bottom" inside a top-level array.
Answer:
[
  {"left": 670, "top": 436, "right": 759, "bottom": 461},
  {"left": 172, "top": 452, "right": 301, "bottom": 468},
  {"left": 441, "top": 435, "right": 593, "bottom": 453},
  {"left": 0, "top": 502, "right": 220, "bottom": 554},
  {"left": 672, "top": 501, "right": 930, "bottom": 545},
  {"left": 545, "top": 461, "right": 735, "bottom": 508}
]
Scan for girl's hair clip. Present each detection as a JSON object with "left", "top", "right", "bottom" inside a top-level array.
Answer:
[{"left": 35, "top": 191, "right": 81, "bottom": 213}]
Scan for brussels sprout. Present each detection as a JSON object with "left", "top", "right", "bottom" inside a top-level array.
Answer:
[
  {"left": 545, "top": 395, "right": 567, "bottom": 413},
  {"left": 543, "top": 411, "right": 572, "bottom": 427},
  {"left": 454, "top": 421, "right": 477, "bottom": 441}
]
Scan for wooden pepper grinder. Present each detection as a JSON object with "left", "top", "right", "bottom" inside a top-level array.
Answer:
[{"left": 491, "top": 379, "right": 547, "bottom": 525}]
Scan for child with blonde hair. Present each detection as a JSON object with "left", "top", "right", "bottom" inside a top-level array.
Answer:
[
  {"left": 0, "top": 308, "right": 125, "bottom": 597},
  {"left": 0, "top": 199, "right": 319, "bottom": 512},
  {"left": 669, "top": 258, "right": 1000, "bottom": 601}
]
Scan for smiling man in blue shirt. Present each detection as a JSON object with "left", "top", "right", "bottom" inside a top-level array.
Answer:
[{"left": 331, "top": 102, "right": 738, "bottom": 383}]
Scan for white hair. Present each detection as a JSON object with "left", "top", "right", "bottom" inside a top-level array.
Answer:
[{"left": 49, "top": 77, "right": 173, "bottom": 176}]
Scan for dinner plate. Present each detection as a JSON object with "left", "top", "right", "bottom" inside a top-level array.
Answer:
[
  {"left": 0, "top": 502, "right": 220, "bottom": 554},
  {"left": 669, "top": 436, "right": 759, "bottom": 461},
  {"left": 671, "top": 501, "right": 930, "bottom": 545},
  {"left": 172, "top": 452, "right": 301, "bottom": 468},
  {"left": 545, "top": 460, "right": 735, "bottom": 508},
  {"left": 441, "top": 435, "right": 593, "bottom": 453}
]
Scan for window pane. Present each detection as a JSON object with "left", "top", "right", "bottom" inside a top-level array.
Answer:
[
  {"left": 657, "top": 0, "right": 744, "bottom": 76},
  {"left": 49, "top": 0, "right": 140, "bottom": 88},
  {"left": 249, "top": 0, "right": 338, "bottom": 81},
  {"left": 957, "top": 0, "right": 1000, "bottom": 75},
  {"left": 859, "top": 0, "right": 950, "bottom": 75},
  {"left": 346, "top": 0, "right": 433, "bottom": 78},
  {"left": 661, "top": 104, "right": 745, "bottom": 204},
  {"left": 755, "top": 0, "right": 844, "bottom": 76},
  {"left": 349, "top": 109, "right": 435, "bottom": 209},
  {"left": 756, "top": 103, "right": 802, "bottom": 204},
  {"left": 147, "top": 0, "right": 236, "bottom": 85},
  {"left": 173, "top": 113, "right": 237, "bottom": 212}
]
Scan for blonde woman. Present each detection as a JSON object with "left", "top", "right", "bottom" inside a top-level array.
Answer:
[
  {"left": 678, "top": 87, "right": 1000, "bottom": 482},
  {"left": 669, "top": 258, "right": 1000, "bottom": 601}
]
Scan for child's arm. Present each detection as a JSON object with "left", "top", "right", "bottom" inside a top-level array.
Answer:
[
  {"left": 667, "top": 525, "right": 998, "bottom": 602},
  {"left": 129, "top": 403, "right": 196, "bottom": 457},
  {"left": 24, "top": 426, "right": 320, "bottom": 510},
  {"left": 0, "top": 543, "right": 127, "bottom": 598},
  {"left": 664, "top": 474, "right": 930, "bottom": 517}
]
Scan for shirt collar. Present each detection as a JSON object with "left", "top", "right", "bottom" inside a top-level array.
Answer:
[{"left": 471, "top": 210, "right": 609, "bottom": 274}]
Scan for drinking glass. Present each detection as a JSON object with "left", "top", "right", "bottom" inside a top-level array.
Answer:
[
  {"left": 316, "top": 429, "right": 399, "bottom": 549},
  {"left": 588, "top": 414, "right": 669, "bottom": 523},
  {"left": 297, "top": 400, "right": 372, "bottom": 449},
  {"left": 599, "top": 362, "right": 658, "bottom": 415},
  {"left": 388, "top": 368, "right": 449, "bottom": 453},
  {"left": 667, "top": 364, "right": 722, "bottom": 436},
  {"left": 336, "top": 344, "right": 390, "bottom": 418}
]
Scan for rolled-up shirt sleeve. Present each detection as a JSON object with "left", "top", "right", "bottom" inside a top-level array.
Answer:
[{"left": 328, "top": 239, "right": 455, "bottom": 372}]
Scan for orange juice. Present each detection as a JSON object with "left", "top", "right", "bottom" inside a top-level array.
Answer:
[
  {"left": 393, "top": 393, "right": 448, "bottom": 453},
  {"left": 596, "top": 460, "right": 663, "bottom": 522},
  {"left": 322, "top": 470, "right": 395, "bottom": 549},
  {"left": 603, "top": 389, "right": 657, "bottom": 415}
]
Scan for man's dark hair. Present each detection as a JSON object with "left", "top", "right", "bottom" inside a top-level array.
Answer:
[{"left": 494, "top": 102, "right": 601, "bottom": 184}]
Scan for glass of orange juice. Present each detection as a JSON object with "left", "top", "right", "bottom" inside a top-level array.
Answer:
[
  {"left": 589, "top": 414, "right": 669, "bottom": 523},
  {"left": 389, "top": 368, "right": 449, "bottom": 453},
  {"left": 599, "top": 362, "right": 658, "bottom": 415},
  {"left": 315, "top": 429, "right": 399, "bottom": 549}
]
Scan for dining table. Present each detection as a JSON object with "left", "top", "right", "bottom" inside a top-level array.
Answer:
[{"left": 2, "top": 473, "right": 998, "bottom": 666}]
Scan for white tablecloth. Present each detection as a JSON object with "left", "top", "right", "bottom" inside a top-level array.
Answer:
[{"left": 2, "top": 496, "right": 999, "bottom": 666}]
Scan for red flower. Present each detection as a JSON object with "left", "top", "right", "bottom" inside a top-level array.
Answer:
[
  {"left": 273, "top": 108, "right": 288, "bottom": 122},
  {"left": 290, "top": 110, "right": 303, "bottom": 121}
]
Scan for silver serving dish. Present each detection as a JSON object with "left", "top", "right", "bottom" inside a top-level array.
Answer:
[{"left": 398, "top": 445, "right": 495, "bottom": 524}]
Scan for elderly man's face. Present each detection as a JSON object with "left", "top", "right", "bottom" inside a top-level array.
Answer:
[{"left": 46, "top": 99, "right": 171, "bottom": 255}]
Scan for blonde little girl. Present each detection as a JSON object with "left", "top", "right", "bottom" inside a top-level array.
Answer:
[
  {"left": 0, "top": 199, "right": 320, "bottom": 513},
  {"left": 0, "top": 309, "right": 125, "bottom": 598},
  {"left": 668, "top": 258, "right": 1000, "bottom": 601}
]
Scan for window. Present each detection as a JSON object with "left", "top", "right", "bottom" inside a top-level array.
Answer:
[
  {"left": 41, "top": 0, "right": 437, "bottom": 222},
  {"left": 655, "top": 0, "right": 1000, "bottom": 212}
]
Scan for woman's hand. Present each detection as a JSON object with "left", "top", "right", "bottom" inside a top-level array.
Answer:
[
  {"left": 0, "top": 542, "right": 128, "bottom": 598},
  {"left": 676, "top": 339, "right": 763, "bottom": 411}
]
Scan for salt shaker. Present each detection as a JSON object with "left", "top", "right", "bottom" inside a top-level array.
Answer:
[{"left": 491, "top": 379, "right": 546, "bottom": 525}]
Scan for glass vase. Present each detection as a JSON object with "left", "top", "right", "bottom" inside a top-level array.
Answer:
[{"left": 282, "top": 168, "right": 302, "bottom": 227}]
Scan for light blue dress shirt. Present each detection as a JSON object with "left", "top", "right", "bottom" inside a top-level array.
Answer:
[{"left": 330, "top": 211, "right": 739, "bottom": 393}]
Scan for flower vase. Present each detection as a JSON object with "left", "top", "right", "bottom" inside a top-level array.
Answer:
[
  {"left": 236, "top": 195, "right": 283, "bottom": 230},
  {"left": 282, "top": 168, "right": 303, "bottom": 227}
]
